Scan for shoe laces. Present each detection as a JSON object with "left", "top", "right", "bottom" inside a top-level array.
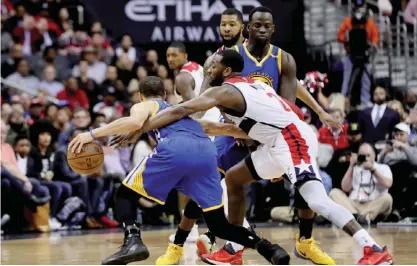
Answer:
[{"left": 304, "top": 238, "right": 325, "bottom": 254}]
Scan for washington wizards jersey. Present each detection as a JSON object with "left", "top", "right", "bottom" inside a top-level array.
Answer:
[
  {"left": 234, "top": 43, "right": 281, "bottom": 92},
  {"left": 148, "top": 100, "right": 208, "bottom": 143}
]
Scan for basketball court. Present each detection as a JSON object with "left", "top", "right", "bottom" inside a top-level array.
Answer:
[{"left": 2, "top": 225, "right": 417, "bottom": 264}]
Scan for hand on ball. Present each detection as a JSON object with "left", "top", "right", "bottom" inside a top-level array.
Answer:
[{"left": 69, "top": 132, "right": 94, "bottom": 154}]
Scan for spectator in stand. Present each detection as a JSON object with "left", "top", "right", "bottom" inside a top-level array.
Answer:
[
  {"left": 89, "top": 31, "right": 114, "bottom": 58},
  {"left": 5, "top": 59, "right": 39, "bottom": 92},
  {"left": 53, "top": 106, "right": 71, "bottom": 136},
  {"left": 57, "top": 8, "right": 72, "bottom": 33},
  {"left": 115, "top": 34, "right": 137, "bottom": 62},
  {"left": 1, "top": 21, "right": 14, "bottom": 53},
  {"left": 157, "top": 65, "right": 169, "bottom": 80},
  {"left": 76, "top": 60, "right": 99, "bottom": 110},
  {"left": 1, "top": 103, "right": 12, "bottom": 122},
  {"left": 39, "top": 65, "right": 64, "bottom": 97},
  {"left": 1, "top": 120, "right": 50, "bottom": 207},
  {"left": 3, "top": 1, "right": 25, "bottom": 32},
  {"left": 114, "top": 53, "right": 139, "bottom": 86},
  {"left": 357, "top": 86, "right": 400, "bottom": 144},
  {"left": 34, "top": 3, "right": 61, "bottom": 37},
  {"left": 34, "top": 45, "right": 69, "bottom": 81},
  {"left": 318, "top": 108, "right": 349, "bottom": 150},
  {"left": 93, "top": 87, "right": 124, "bottom": 122},
  {"left": 27, "top": 98, "right": 43, "bottom": 125},
  {"left": 403, "top": 88, "right": 417, "bottom": 111},
  {"left": 101, "top": 66, "right": 129, "bottom": 103},
  {"left": 57, "top": 107, "right": 91, "bottom": 146},
  {"left": 14, "top": 132, "right": 70, "bottom": 231},
  {"left": 144, "top": 49, "right": 159, "bottom": 76},
  {"left": 404, "top": 0, "right": 417, "bottom": 25},
  {"left": 57, "top": 77, "right": 89, "bottom": 111},
  {"left": 347, "top": 122, "right": 363, "bottom": 153},
  {"left": 36, "top": 18, "right": 56, "bottom": 51},
  {"left": 337, "top": 2, "right": 379, "bottom": 106},
  {"left": 330, "top": 143, "right": 393, "bottom": 224},
  {"left": 1, "top": 0, "right": 15, "bottom": 21},
  {"left": 72, "top": 46, "right": 107, "bottom": 84},
  {"left": 378, "top": 123, "right": 417, "bottom": 166},
  {"left": 5, "top": 103, "right": 28, "bottom": 145},
  {"left": 60, "top": 25, "right": 89, "bottom": 56},
  {"left": 13, "top": 15, "right": 43, "bottom": 56},
  {"left": 44, "top": 103, "right": 58, "bottom": 122},
  {"left": 1, "top": 44, "right": 23, "bottom": 78}
]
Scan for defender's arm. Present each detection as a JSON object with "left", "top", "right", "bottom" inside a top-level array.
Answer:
[{"left": 198, "top": 119, "right": 250, "bottom": 139}]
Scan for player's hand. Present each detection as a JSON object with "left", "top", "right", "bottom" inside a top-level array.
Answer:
[
  {"left": 110, "top": 131, "right": 140, "bottom": 149},
  {"left": 362, "top": 160, "right": 374, "bottom": 170},
  {"left": 69, "top": 132, "right": 94, "bottom": 154},
  {"left": 319, "top": 111, "right": 343, "bottom": 130}
]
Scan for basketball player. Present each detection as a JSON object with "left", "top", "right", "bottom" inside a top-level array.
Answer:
[
  {"left": 138, "top": 50, "right": 393, "bottom": 265},
  {"left": 165, "top": 42, "right": 204, "bottom": 104},
  {"left": 223, "top": 6, "right": 335, "bottom": 265},
  {"left": 69, "top": 76, "right": 290, "bottom": 265}
]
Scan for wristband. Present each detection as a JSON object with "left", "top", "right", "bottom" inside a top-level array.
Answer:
[{"left": 89, "top": 128, "right": 97, "bottom": 140}]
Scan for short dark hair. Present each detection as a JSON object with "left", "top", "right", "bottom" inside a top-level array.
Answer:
[
  {"left": 169, "top": 42, "right": 187, "bottom": 53},
  {"left": 249, "top": 6, "right": 274, "bottom": 22},
  {"left": 218, "top": 49, "right": 244, "bottom": 73},
  {"left": 222, "top": 8, "right": 243, "bottom": 23},
  {"left": 13, "top": 134, "right": 29, "bottom": 146},
  {"left": 139, "top": 76, "right": 165, "bottom": 98}
]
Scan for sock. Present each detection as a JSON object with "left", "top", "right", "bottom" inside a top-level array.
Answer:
[
  {"left": 299, "top": 218, "right": 314, "bottom": 239},
  {"left": 352, "top": 229, "right": 379, "bottom": 248},
  {"left": 174, "top": 226, "right": 191, "bottom": 247}
]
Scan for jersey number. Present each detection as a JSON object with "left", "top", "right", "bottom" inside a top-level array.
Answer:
[{"left": 266, "top": 92, "right": 292, "bottom": 112}]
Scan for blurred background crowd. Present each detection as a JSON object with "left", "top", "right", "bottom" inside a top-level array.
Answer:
[{"left": 1, "top": 0, "right": 417, "bottom": 234}]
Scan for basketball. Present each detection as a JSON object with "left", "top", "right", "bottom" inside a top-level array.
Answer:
[{"left": 67, "top": 142, "right": 104, "bottom": 175}]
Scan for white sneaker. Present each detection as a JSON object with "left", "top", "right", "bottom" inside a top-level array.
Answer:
[
  {"left": 196, "top": 232, "right": 216, "bottom": 256},
  {"left": 169, "top": 224, "right": 199, "bottom": 243},
  {"left": 49, "top": 218, "right": 62, "bottom": 231}
]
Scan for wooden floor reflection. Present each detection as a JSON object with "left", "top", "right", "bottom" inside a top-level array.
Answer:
[{"left": 2, "top": 226, "right": 417, "bottom": 264}]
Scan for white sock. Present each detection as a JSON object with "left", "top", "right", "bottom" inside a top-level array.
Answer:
[{"left": 352, "top": 229, "right": 379, "bottom": 248}]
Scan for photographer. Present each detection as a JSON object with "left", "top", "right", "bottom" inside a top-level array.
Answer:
[
  {"left": 338, "top": 1, "right": 379, "bottom": 106},
  {"left": 329, "top": 143, "right": 393, "bottom": 224}
]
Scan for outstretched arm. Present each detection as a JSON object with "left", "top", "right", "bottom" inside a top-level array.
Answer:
[
  {"left": 69, "top": 101, "right": 157, "bottom": 154},
  {"left": 198, "top": 119, "right": 250, "bottom": 139},
  {"left": 141, "top": 86, "right": 226, "bottom": 132}
]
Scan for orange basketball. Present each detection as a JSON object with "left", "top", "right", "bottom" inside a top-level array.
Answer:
[{"left": 67, "top": 142, "right": 104, "bottom": 175}]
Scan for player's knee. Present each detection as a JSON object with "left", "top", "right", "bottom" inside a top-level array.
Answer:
[{"left": 183, "top": 199, "right": 202, "bottom": 220}]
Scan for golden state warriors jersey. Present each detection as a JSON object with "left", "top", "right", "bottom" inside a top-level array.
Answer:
[{"left": 234, "top": 43, "right": 282, "bottom": 92}]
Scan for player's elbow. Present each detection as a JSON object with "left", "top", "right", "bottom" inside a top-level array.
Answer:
[
  {"left": 171, "top": 106, "right": 189, "bottom": 120},
  {"left": 129, "top": 117, "right": 145, "bottom": 130}
]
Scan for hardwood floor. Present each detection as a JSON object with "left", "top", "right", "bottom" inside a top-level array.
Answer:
[{"left": 2, "top": 226, "right": 417, "bottom": 264}]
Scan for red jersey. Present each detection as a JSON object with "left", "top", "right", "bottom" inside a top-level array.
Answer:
[{"left": 57, "top": 89, "right": 89, "bottom": 111}]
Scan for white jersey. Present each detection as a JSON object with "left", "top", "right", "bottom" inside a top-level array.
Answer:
[
  {"left": 222, "top": 77, "right": 302, "bottom": 147},
  {"left": 178, "top": 61, "right": 204, "bottom": 95}
]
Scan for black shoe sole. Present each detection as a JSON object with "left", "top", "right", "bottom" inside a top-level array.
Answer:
[
  {"left": 102, "top": 246, "right": 150, "bottom": 265},
  {"left": 270, "top": 252, "right": 290, "bottom": 265}
]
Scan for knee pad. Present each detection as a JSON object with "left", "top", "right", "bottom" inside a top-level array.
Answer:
[{"left": 183, "top": 199, "right": 202, "bottom": 220}]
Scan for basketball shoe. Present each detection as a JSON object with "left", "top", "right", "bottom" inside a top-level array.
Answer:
[
  {"left": 294, "top": 234, "right": 335, "bottom": 265},
  {"left": 156, "top": 243, "right": 184, "bottom": 265},
  {"left": 196, "top": 231, "right": 216, "bottom": 255},
  {"left": 102, "top": 223, "right": 149, "bottom": 265},
  {"left": 357, "top": 245, "right": 393, "bottom": 265},
  {"left": 200, "top": 243, "right": 243, "bottom": 265}
]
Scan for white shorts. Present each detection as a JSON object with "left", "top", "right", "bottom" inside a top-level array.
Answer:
[{"left": 248, "top": 122, "right": 322, "bottom": 185}]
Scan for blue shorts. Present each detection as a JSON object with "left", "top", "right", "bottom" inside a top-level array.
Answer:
[
  {"left": 215, "top": 136, "right": 249, "bottom": 177},
  {"left": 123, "top": 133, "right": 223, "bottom": 212}
]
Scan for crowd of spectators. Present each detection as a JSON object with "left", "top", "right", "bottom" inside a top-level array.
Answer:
[{"left": 1, "top": 0, "right": 417, "bottom": 234}]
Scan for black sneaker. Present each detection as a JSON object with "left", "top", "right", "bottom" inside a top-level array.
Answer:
[
  {"left": 102, "top": 223, "right": 150, "bottom": 265},
  {"left": 256, "top": 239, "right": 290, "bottom": 265}
]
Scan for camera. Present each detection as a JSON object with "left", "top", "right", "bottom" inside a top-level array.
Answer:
[{"left": 357, "top": 154, "right": 367, "bottom": 164}]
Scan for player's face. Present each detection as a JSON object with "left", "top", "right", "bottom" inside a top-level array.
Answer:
[
  {"left": 248, "top": 12, "right": 275, "bottom": 44},
  {"left": 220, "top": 15, "right": 243, "bottom": 47},
  {"left": 166, "top": 47, "right": 187, "bottom": 70},
  {"left": 208, "top": 54, "right": 227, "bottom": 86}
]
